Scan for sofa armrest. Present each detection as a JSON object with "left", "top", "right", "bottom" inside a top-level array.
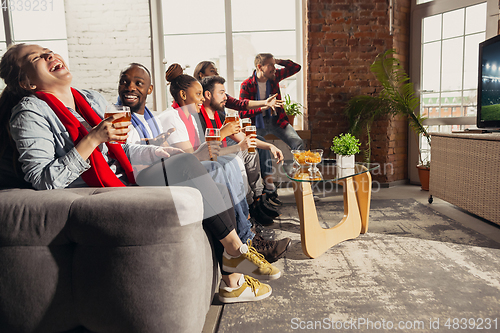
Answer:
[{"left": 0, "top": 188, "right": 95, "bottom": 246}]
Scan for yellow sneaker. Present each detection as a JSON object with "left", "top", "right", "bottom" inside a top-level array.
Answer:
[
  {"left": 222, "top": 241, "right": 282, "bottom": 280},
  {"left": 219, "top": 275, "right": 272, "bottom": 303}
]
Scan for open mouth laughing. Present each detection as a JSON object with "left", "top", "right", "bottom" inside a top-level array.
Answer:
[
  {"left": 122, "top": 94, "right": 139, "bottom": 104},
  {"left": 49, "top": 61, "right": 64, "bottom": 72}
]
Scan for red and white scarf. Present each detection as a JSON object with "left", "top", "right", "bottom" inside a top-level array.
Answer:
[
  {"left": 200, "top": 104, "right": 227, "bottom": 148},
  {"left": 172, "top": 101, "right": 200, "bottom": 149}
]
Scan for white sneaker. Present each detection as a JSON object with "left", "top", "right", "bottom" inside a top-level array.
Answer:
[
  {"left": 222, "top": 242, "right": 281, "bottom": 280},
  {"left": 218, "top": 275, "right": 272, "bottom": 303}
]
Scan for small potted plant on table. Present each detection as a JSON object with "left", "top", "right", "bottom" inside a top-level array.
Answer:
[
  {"left": 283, "top": 94, "right": 303, "bottom": 127},
  {"left": 331, "top": 133, "right": 361, "bottom": 177}
]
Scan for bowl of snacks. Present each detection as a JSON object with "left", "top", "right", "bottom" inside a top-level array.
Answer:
[
  {"left": 291, "top": 149, "right": 323, "bottom": 170},
  {"left": 291, "top": 168, "right": 322, "bottom": 181}
]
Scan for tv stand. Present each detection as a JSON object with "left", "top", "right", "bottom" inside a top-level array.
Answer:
[
  {"left": 458, "top": 128, "right": 500, "bottom": 134},
  {"left": 429, "top": 132, "right": 500, "bottom": 226}
]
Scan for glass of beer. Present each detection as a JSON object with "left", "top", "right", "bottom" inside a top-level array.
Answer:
[
  {"left": 241, "top": 118, "right": 251, "bottom": 132},
  {"left": 245, "top": 125, "right": 257, "bottom": 154},
  {"left": 104, "top": 105, "right": 131, "bottom": 144},
  {"left": 224, "top": 110, "right": 239, "bottom": 124},
  {"left": 205, "top": 128, "right": 220, "bottom": 161}
]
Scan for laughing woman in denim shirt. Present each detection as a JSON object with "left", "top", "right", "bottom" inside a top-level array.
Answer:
[{"left": 0, "top": 43, "right": 282, "bottom": 303}]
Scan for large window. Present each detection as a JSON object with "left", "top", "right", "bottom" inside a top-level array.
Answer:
[
  {"left": 419, "top": 2, "right": 487, "bottom": 161},
  {"left": 161, "top": 0, "right": 303, "bottom": 127},
  {"left": 0, "top": 0, "right": 69, "bottom": 89}
]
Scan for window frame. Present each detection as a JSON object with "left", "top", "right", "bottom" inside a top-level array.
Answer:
[
  {"left": 408, "top": 0, "right": 497, "bottom": 183},
  {"left": 0, "top": 0, "right": 69, "bottom": 91},
  {"left": 154, "top": 0, "right": 304, "bottom": 128}
]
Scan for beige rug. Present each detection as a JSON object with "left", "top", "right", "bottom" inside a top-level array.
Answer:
[{"left": 217, "top": 199, "right": 500, "bottom": 333}]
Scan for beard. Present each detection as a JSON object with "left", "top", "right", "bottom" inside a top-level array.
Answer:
[
  {"left": 266, "top": 72, "right": 276, "bottom": 80},
  {"left": 210, "top": 99, "right": 225, "bottom": 112}
]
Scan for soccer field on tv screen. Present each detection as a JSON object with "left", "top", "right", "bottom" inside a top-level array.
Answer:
[{"left": 481, "top": 104, "right": 500, "bottom": 121}]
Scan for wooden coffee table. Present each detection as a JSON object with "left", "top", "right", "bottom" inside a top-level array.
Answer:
[{"left": 282, "top": 161, "right": 379, "bottom": 259}]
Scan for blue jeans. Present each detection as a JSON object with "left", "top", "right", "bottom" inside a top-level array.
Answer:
[
  {"left": 257, "top": 116, "right": 304, "bottom": 150},
  {"left": 256, "top": 135, "right": 273, "bottom": 177},
  {"left": 201, "top": 156, "right": 254, "bottom": 243},
  {"left": 227, "top": 135, "right": 272, "bottom": 187}
]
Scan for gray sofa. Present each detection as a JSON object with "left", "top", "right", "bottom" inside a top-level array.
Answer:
[{"left": 0, "top": 185, "right": 218, "bottom": 333}]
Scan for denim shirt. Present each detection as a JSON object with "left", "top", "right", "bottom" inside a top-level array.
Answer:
[{"left": 10, "top": 89, "right": 160, "bottom": 190}]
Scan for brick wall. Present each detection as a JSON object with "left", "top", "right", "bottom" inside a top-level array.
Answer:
[
  {"left": 64, "top": 0, "right": 152, "bottom": 107},
  {"left": 306, "top": 0, "right": 411, "bottom": 183}
]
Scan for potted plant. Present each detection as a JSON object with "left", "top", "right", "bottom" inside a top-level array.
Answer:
[
  {"left": 283, "top": 94, "right": 303, "bottom": 127},
  {"left": 344, "top": 49, "right": 431, "bottom": 190},
  {"left": 331, "top": 133, "right": 361, "bottom": 176}
]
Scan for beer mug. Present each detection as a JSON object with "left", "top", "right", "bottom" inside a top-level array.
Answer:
[
  {"left": 104, "top": 105, "right": 131, "bottom": 144},
  {"left": 245, "top": 125, "right": 257, "bottom": 154},
  {"left": 224, "top": 110, "right": 239, "bottom": 124},
  {"left": 205, "top": 128, "right": 221, "bottom": 161},
  {"left": 241, "top": 118, "right": 251, "bottom": 132}
]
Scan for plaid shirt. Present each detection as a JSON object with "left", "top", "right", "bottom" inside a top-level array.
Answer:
[
  {"left": 239, "top": 59, "right": 301, "bottom": 129},
  {"left": 225, "top": 94, "right": 249, "bottom": 111}
]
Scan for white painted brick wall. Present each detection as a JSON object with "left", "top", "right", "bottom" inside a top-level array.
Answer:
[{"left": 64, "top": 0, "right": 153, "bottom": 108}]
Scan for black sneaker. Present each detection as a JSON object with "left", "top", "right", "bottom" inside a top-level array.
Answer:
[
  {"left": 249, "top": 201, "right": 274, "bottom": 226},
  {"left": 252, "top": 234, "right": 291, "bottom": 263},
  {"left": 264, "top": 190, "right": 282, "bottom": 206},
  {"left": 257, "top": 195, "right": 280, "bottom": 218}
]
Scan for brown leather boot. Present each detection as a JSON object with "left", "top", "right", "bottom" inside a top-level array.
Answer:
[{"left": 252, "top": 234, "right": 291, "bottom": 263}]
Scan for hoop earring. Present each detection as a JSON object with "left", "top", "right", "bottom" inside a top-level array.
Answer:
[{"left": 30, "top": 84, "right": 36, "bottom": 90}]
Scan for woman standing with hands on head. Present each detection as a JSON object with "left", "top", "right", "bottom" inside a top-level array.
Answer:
[{"left": 1, "top": 44, "right": 281, "bottom": 303}]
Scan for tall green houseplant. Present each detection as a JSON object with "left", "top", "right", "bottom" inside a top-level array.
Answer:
[{"left": 345, "top": 49, "right": 430, "bottom": 165}]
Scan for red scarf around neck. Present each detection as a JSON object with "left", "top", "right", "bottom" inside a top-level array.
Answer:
[
  {"left": 35, "top": 88, "right": 135, "bottom": 187},
  {"left": 172, "top": 101, "right": 200, "bottom": 149},
  {"left": 200, "top": 104, "right": 227, "bottom": 148}
]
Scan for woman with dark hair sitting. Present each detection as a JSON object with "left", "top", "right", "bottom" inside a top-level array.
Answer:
[
  {"left": 160, "top": 63, "right": 291, "bottom": 263},
  {"left": 1, "top": 43, "right": 281, "bottom": 303}
]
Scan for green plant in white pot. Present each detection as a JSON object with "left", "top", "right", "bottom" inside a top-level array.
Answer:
[{"left": 331, "top": 133, "right": 361, "bottom": 176}]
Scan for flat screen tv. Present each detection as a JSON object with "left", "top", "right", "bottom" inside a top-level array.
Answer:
[{"left": 477, "top": 34, "right": 500, "bottom": 129}]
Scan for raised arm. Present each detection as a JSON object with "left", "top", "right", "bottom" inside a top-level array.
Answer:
[
  {"left": 274, "top": 59, "right": 301, "bottom": 82},
  {"left": 238, "top": 79, "right": 262, "bottom": 119},
  {"left": 226, "top": 93, "right": 282, "bottom": 113}
]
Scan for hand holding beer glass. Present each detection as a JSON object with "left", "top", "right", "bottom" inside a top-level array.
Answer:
[
  {"left": 221, "top": 110, "right": 241, "bottom": 137},
  {"left": 245, "top": 125, "right": 257, "bottom": 154},
  {"left": 104, "top": 105, "right": 131, "bottom": 144},
  {"left": 205, "top": 128, "right": 221, "bottom": 161},
  {"left": 223, "top": 110, "right": 240, "bottom": 124}
]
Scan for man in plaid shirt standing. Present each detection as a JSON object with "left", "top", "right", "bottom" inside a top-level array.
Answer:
[{"left": 239, "top": 53, "right": 304, "bottom": 151}]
